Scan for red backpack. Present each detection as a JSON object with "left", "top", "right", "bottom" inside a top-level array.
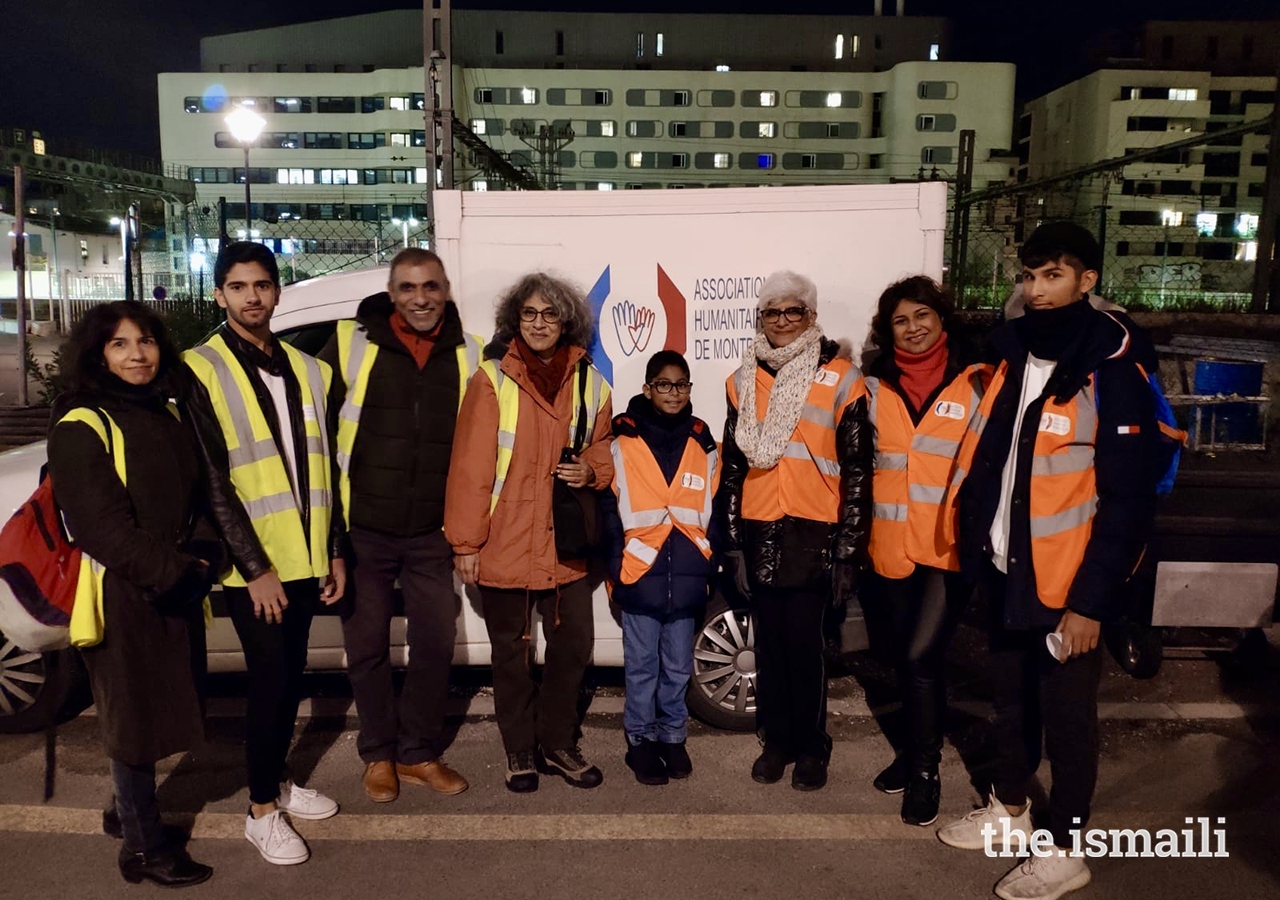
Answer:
[{"left": 0, "top": 409, "right": 111, "bottom": 653}]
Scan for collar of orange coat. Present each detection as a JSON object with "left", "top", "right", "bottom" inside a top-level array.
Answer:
[{"left": 499, "top": 342, "right": 588, "bottom": 418}]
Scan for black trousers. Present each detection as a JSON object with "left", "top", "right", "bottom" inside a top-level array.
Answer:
[
  {"left": 983, "top": 562, "right": 1104, "bottom": 847},
  {"left": 868, "top": 566, "right": 971, "bottom": 771},
  {"left": 480, "top": 578, "right": 594, "bottom": 754},
  {"left": 343, "top": 527, "right": 459, "bottom": 765},
  {"left": 753, "top": 585, "right": 830, "bottom": 760},
  {"left": 225, "top": 578, "right": 318, "bottom": 805}
]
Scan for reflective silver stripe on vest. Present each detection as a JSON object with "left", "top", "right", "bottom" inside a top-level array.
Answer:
[
  {"left": 910, "top": 433, "right": 961, "bottom": 458},
  {"left": 864, "top": 377, "right": 881, "bottom": 430},
  {"left": 1031, "top": 447, "right": 1095, "bottom": 477},
  {"left": 908, "top": 483, "right": 947, "bottom": 505},
  {"left": 783, "top": 441, "right": 840, "bottom": 478},
  {"left": 1074, "top": 385, "right": 1099, "bottom": 443},
  {"left": 800, "top": 404, "right": 836, "bottom": 430},
  {"left": 875, "top": 451, "right": 908, "bottom": 471},
  {"left": 461, "top": 334, "right": 482, "bottom": 374},
  {"left": 624, "top": 537, "right": 660, "bottom": 566},
  {"left": 874, "top": 502, "right": 909, "bottom": 522},
  {"left": 1029, "top": 497, "right": 1098, "bottom": 538},
  {"left": 970, "top": 410, "right": 989, "bottom": 437},
  {"left": 833, "top": 365, "right": 861, "bottom": 411},
  {"left": 190, "top": 345, "right": 280, "bottom": 468},
  {"left": 497, "top": 431, "right": 516, "bottom": 450}
]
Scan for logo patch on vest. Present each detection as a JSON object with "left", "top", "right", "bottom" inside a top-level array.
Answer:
[
  {"left": 813, "top": 368, "right": 840, "bottom": 387},
  {"left": 1039, "top": 413, "right": 1071, "bottom": 436},
  {"left": 303, "top": 405, "right": 317, "bottom": 422},
  {"left": 933, "top": 400, "right": 966, "bottom": 420},
  {"left": 680, "top": 472, "right": 706, "bottom": 491}
]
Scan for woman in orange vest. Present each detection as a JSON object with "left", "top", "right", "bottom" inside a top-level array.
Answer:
[
  {"left": 862, "top": 276, "right": 988, "bottom": 827},
  {"left": 721, "top": 270, "right": 872, "bottom": 792},
  {"left": 600, "top": 350, "right": 720, "bottom": 786}
]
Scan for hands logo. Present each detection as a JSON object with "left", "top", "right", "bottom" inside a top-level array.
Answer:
[{"left": 612, "top": 301, "right": 656, "bottom": 357}]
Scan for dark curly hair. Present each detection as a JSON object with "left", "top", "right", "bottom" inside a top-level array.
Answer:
[
  {"left": 64, "top": 301, "right": 181, "bottom": 393},
  {"left": 492, "top": 272, "right": 596, "bottom": 350},
  {"left": 869, "top": 276, "right": 955, "bottom": 352}
]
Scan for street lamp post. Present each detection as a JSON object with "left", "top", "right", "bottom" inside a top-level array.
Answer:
[
  {"left": 190, "top": 251, "right": 206, "bottom": 301},
  {"left": 110, "top": 215, "right": 131, "bottom": 301},
  {"left": 225, "top": 106, "right": 267, "bottom": 233},
  {"left": 391, "top": 217, "right": 419, "bottom": 248}
]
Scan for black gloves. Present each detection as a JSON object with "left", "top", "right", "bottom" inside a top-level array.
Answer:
[
  {"left": 831, "top": 559, "right": 860, "bottom": 619},
  {"left": 724, "top": 550, "right": 752, "bottom": 602}
]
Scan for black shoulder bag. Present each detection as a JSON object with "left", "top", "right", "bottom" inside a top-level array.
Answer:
[{"left": 551, "top": 359, "right": 602, "bottom": 559}]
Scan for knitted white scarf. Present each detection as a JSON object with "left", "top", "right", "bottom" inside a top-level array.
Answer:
[{"left": 734, "top": 325, "right": 825, "bottom": 470}]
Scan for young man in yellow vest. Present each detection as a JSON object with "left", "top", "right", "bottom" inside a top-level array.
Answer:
[
  {"left": 318, "top": 248, "right": 481, "bottom": 802},
  {"left": 936, "top": 223, "right": 1160, "bottom": 900},
  {"left": 185, "top": 242, "right": 346, "bottom": 867},
  {"left": 600, "top": 350, "right": 721, "bottom": 785}
]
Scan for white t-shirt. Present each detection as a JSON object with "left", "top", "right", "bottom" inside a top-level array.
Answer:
[
  {"left": 989, "top": 354, "right": 1056, "bottom": 573},
  {"left": 259, "top": 367, "right": 302, "bottom": 510}
]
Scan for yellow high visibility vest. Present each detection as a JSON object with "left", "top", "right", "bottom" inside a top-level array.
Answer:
[
  {"left": 184, "top": 334, "right": 333, "bottom": 587},
  {"left": 609, "top": 424, "right": 720, "bottom": 585},
  {"left": 476, "top": 357, "right": 610, "bottom": 514},
  {"left": 58, "top": 405, "right": 211, "bottom": 648},
  {"left": 332, "top": 318, "right": 484, "bottom": 516}
]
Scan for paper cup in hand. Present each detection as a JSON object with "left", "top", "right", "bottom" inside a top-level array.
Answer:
[{"left": 1045, "top": 631, "right": 1067, "bottom": 662}]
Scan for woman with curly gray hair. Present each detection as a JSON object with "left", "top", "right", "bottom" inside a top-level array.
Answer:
[{"left": 445, "top": 271, "right": 614, "bottom": 793}]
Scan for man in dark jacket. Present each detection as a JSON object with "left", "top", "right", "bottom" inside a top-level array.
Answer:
[
  {"left": 937, "top": 223, "right": 1160, "bottom": 900},
  {"left": 319, "top": 247, "right": 482, "bottom": 802}
]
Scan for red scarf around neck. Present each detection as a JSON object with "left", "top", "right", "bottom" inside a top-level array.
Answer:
[
  {"left": 894, "top": 332, "right": 949, "bottom": 412},
  {"left": 514, "top": 337, "right": 570, "bottom": 403}
]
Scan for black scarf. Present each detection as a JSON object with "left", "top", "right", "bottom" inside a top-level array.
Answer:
[{"left": 1014, "top": 298, "right": 1093, "bottom": 361}]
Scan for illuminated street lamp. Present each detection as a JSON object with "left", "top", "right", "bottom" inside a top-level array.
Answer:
[
  {"left": 190, "top": 250, "right": 207, "bottom": 301},
  {"left": 391, "top": 216, "right": 419, "bottom": 248},
  {"left": 225, "top": 105, "right": 267, "bottom": 232},
  {"left": 109, "top": 213, "right": 134, "bottom": 300}
]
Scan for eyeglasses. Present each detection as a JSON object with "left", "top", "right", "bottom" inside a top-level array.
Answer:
[
  {"left": 649, "top": 380, "right": 693, "bottom": 395},
  {"left": 519, "top": 307, "right": 561, "bottom": 323},
  {"left": 760, "top": 306, "right": 809, "bottom": 323}
]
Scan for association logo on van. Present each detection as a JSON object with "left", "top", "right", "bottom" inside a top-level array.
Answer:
[{"left": 587, "top": 265, "right": 688, "bottom": 385}]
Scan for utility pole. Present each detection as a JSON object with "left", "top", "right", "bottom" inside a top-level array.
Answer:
[
  {"left": 1251, "top": 85, "right": 1279, "bottom": 313},
  {"left": 424, "top": 0, "right": 454, "bottom": 241},
  {"left": 13, "top": 164, "right": 29, "bottom": 406},
  {"left": 948, "top": 129, "right": 976, "bottom": 305}
]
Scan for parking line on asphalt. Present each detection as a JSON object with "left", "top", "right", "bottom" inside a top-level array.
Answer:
[{"left": 0, "top": 805, "right": 940, "bottom": 841}]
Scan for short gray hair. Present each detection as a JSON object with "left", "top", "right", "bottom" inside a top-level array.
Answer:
[
  {"left": 493, "top": 271, "right": 596, "bottom": 350},
  {"left": 757, "top": 270, "right": 818, "bottom": 314}
]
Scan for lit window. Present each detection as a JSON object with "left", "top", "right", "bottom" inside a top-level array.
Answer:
[
  {"left": 636, "top": 32, "right": 644, "bottom": 58},
  {"left": 471, "top": 119, "right": 487, "bottom": 135},
  {"left": 474, "top": 180, "right": 488, "bottom": 192},
  {"left": 598, "top": 182, "right": 614, "bottom": 191},
  {"left": 851, "top": 35, "right": 860, "bottom": 57},
  {"left": 1128, "top": 87, "right": 1140, "bottom": 100},
  {"left": 835, "top": 35, "right": 844, "bottom": 60},
  {"left": 521, "top": 88, "right": 537, "bottom": 105},
  {"left": 289, "top": 168, "right": 304, "bottom": 185},
  {"left": 415, "top": 167, "right": 428, "bottom": 183},
  {"left": 1168, "top": 88, "right": 1198, "bottom": 101},
  {"left": 713, "top": 153, "right": 730, "bottom": 169},
  {"left": 391, "top": 132, "right": 411, "bottom": 146},
  {"left": 826, "top": 92, "right": 842, "bottom": 108},
  {"left": 757, "top": 153, "right": 775, "bottom": 169},
  {"left": 601, "top": 121, "right": 615, "bottom": 137},
  {"left": 1195, "top": 212, "right": 1218, "bottom": 236},
  {"left": 389, "top": 96, "right": 410, "bottom": 110},
  {"left": 627, "top": 152, "right": 644, "bottom": 167},
  {"left": 1236, "top": 212, "right": 1259, "bottom": 237},
  {"left": 656, "top": 33, "right": 664, "bottom": 57},
  {"left": 715, "top": 65, "right": 730, "bottom": 72},
  {"left": 1238, "top": 241, "right": 1258, "bottom": 262},
  {"left": 1161, "top": 209, "right": 1184, "bottom": 227},
  {"left": 758, "top": 122, "right": 776, "bottom": 138},
  {"left": 277, "top": 169, "right": 290, "bottom": 184},
  {"left": 929, "top": 43, "right": 940, "bottom": 61},
  {"left": 760, "top": 91, "right": 777, "bottom": 107}
]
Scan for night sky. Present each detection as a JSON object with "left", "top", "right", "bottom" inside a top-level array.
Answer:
[{"left": 1, "top": 0, "right": 1267, "bottom": 157}]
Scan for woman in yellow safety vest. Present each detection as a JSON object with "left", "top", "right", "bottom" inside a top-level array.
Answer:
[
  {"left": 48, "top": 301, "right": 223, "bottom": 888},
  {"left": 721, "top": 270, "right": 873, "bottom": 792},
  {"left": 862, "top": 276, "right": 988, "bottom": 827}
]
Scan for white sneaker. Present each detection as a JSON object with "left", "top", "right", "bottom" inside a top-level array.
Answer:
[
  {"left": 245, "top": 809, "right": 310, "bottom": 866},
  {"left": 276, "top": 780, "right": 339, "bottom": 820},
  {"left": 995, "top": 851, "right": 1092, "bottom": 900},
  {"left": 936, "top": 791, "right": 1032, "bottom": 851}
]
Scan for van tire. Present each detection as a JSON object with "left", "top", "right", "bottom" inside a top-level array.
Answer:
[
  {"left": 686, "top": 594, "right": 757, "bottom": 732},
  {"left": 1104, "top": 619, "right": 1163, "bottom": 679},
  {"left": 0, "top": 640, "right": 84, "bottom": 734}
]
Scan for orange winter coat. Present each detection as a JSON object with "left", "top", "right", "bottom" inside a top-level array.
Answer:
[{"left": 444, "top": 343, "right": 614, "bottom": 590}]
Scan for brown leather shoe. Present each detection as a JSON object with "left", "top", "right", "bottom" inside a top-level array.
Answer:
[
  {"left": 396, "top": 759, "right": 469, "bottom": 795},
  {"left": 363, "top": 761, "right": 399, "bottom": 802}
]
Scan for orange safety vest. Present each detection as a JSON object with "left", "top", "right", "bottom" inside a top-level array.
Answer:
[
  {"left": 948, "top": 361, "right": 1099, "bottom": 608},
  {"left": 726, "top": 357, "right": 863, "bottom": 525},
  {"left": 609, "top": 420, "right": 721, "bottom": 585},
  {"left": 866, "top": 364, "right": 989, "bottom": 578}
]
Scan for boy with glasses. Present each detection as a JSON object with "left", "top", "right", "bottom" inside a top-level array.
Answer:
[{"left": 601, "top": 350, "right": 721, "bottom": 785}]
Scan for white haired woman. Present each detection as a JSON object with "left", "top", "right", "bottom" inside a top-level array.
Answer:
[
  {"left": 720, "top": 270, "right": 873, "bottom": 790},
  {"left": 444, "top": 272, "right": 614, "bottom": 793}
]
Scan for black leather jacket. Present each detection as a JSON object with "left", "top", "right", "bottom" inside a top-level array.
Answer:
[{"left": 720, "top": 338, "right": 873, "bottom": 590}]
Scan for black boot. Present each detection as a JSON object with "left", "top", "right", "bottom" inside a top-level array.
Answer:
[
  {"left": 791, "top": 755, "right": 829, "bottom": 792},
  {"left": 658, "top": 741, "right": 693, "bottom": 779},
  {"left": 750, "top": 745, "right": 792, "bottom": 784},
  {"left": 118, "top": 847, "right": 212, "bottom": 888},
  {"left": 873, "top": 756, "right": 910, "bottom": 795},
  {"left": 900, "top": 769, "right": 941, "bottom": 826},
  {"left": 625, "top": 740, "right": 669, "bottom": 786}
]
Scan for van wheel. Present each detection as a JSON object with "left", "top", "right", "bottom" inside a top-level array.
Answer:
[
  {"left": 0, "top": 635, "right": 84, "bottom": 735},
  {"left": 687, "top": 594, "right": 757, "bottom": 732},
  {"left": 1103, "top": 619, "right": 1163, "bottom": 679}
]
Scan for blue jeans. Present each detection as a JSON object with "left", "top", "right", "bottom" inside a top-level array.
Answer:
[
  {"left": 111, "top": 760, "right": 164, "bottom": 854},
  {"left": 622, "top": 611, "right": 696, "bottom": 745}
]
